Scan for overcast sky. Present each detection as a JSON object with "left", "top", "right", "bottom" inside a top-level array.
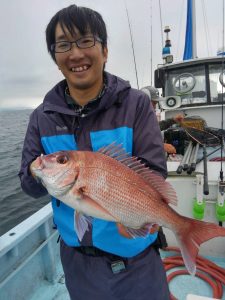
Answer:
[{"left": 0, "top": 0, "right": 224, "bottom": 108}]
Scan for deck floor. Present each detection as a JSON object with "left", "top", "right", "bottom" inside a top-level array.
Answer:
[
  {"left": 30, "top": 271, "right": 70, "bottom": 300},
  {"left": 29, "top": 251, "right": 225, "bottom": 300},
  {"left": 161, "top": 250, "right": 225, "bottom": 300}
]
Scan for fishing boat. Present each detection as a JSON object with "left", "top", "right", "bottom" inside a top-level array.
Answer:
[
  {"left": 1, "top": 1, "right": 225, "bottom": 299},
  {"left": 152, "top": 0, "right": 225, "bottom": 298}
]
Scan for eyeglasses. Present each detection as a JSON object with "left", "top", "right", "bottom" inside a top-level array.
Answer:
[{"left": 51, "top": 36, "right": 103, "bottom": 53}]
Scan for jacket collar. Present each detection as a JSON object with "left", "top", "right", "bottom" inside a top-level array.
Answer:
[{"left": 42, "top": 72, "right": 131, "bottom": 116}]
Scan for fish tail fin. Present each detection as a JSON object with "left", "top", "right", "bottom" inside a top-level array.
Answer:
[{"left": 175, "top": 217, "right": 225, "bottom": 275}]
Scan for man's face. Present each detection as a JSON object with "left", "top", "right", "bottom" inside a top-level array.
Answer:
[{"left": 54, "top": 23, "right": 108, "bottom": 92}]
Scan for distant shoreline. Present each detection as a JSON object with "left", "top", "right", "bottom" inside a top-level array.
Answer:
[{"left": 0, "top": 107, "right": 33, "bottom": 112}]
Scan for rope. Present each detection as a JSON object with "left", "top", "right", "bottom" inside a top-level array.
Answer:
[
  {"left": 162, "top": 247, "right": 225, "bottom": 300},
  {"left": 201, "top": 0, "right": 211, "bottom": 56},
  {"left": 175, "top": 0, "right": 185, "bottom": 60}
]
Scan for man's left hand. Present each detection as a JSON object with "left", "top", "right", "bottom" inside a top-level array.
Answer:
[{"left": 164, "top": 143, "right": 176, "bottom": 154}]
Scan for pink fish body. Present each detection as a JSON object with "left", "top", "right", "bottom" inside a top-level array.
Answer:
[{"left": 31, "top": 145, "right": 225, "bottom": 275}]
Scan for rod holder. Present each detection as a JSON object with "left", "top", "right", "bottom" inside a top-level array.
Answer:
[
  {"left": 216, "top": 181, "right": 225, "bottom": 222},
  {"left": 193, "top": 175, "right": 205, "bottom": 220}
]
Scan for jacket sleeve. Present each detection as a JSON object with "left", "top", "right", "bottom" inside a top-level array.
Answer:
[
  {"left": 18, "top": 109, "right": 48, "bottom": 198},
  {"left": 133, "top": 94, "right": 167, "bottom": 178}
]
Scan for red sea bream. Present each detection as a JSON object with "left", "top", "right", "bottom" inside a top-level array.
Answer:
[{"left": 31, "top": 144, "right": 225, "bottom": 275}]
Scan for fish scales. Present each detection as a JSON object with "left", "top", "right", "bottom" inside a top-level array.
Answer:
[{"left": 76, "top": 152, "right": 165, "bottom": 227}]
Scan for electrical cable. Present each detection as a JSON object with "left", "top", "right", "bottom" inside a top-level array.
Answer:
[{"left": 162, "top": 247, "right": 225, "bottom": 300}]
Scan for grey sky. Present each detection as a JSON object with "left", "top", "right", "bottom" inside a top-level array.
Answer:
[{"left": 0, "top": 0, "right": 223, "bottom": 108}]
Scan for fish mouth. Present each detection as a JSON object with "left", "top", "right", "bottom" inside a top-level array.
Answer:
[
  {"left": 31, "top": 156, "right": 44, "bottom": 172},
  {"left": 31, "top": 154, "right": 77, "bottom": 192}
]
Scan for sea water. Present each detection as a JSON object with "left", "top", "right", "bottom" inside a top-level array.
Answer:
[{"left": 0, "top": 109, "right": 49, "bottom": 236}]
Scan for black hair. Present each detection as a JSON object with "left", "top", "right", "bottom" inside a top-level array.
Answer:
[{"left": 46, "top": 4, "right": 108, "bottom": 62}]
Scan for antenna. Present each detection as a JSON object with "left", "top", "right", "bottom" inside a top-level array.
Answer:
[
  {"left": 124, "top": 1, "right": 139, "bottom": 89},
  {"left": 162, "top": 26, "right": 173, "bottom": 64}
]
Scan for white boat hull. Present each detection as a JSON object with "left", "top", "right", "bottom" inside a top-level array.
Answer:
[{"left": 166, "top": 161, "right": 225, "bottom": 257}]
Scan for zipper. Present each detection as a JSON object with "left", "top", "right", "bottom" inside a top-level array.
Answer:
[{"left": 73, "top": 116, "right": 81, "bottom": 144}]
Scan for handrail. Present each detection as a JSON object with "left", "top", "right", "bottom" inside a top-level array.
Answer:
[
  {"left": 0, "top": 203, "right": 53, "bottom": 257},
  {"left": 0, "top": 229, "right": 58, "bottom": 289}
]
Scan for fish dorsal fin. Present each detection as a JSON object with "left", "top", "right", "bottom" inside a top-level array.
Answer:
[
  {"left": 98, "top": 143, "right": 177, "bottom": 206},
  {"left": 98, "top": 142, "right": 131, "bottom": 161},
  {"left": 138, "top": 170, "right": 177, "bottom": 206}
]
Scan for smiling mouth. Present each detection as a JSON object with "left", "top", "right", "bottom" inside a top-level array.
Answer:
[{"left": 71, "top": 65, "right": 90, "bottom": 72}]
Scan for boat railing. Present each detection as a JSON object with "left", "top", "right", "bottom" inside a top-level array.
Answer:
[{"left": 0, "top": 203, "right": 60, "bottom": 298}]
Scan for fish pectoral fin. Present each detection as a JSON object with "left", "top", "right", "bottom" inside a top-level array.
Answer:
[
  {"left": 74, "top": 212, "right": 93, "bottom": 241},
  {"left": 117, "top": 223, "right": 158, "bottom": 239}
]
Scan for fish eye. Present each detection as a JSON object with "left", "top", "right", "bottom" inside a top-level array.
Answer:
[{"left": 56, "top": 155, "right": 69, "bottom": 164}]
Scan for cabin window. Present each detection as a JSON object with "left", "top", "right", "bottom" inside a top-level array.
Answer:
[
  {"left": 209, "top": 64, "right": 225, "bottom": 103},
  {"left": 165, "top": 65, "right": 207, "bottom": 106}
]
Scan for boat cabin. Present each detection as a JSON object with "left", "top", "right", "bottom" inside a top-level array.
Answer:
[{"left": 154, "top": 56, "right": 225, "bottom": 128}]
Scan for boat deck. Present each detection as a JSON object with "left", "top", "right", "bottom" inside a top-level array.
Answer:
[
  {"left": 161, "top": 251, "right": 225, "bottom": 300},
  {"left": 29, "top": 266, "right": 70, "bottom": 300},
  {"left": 28, "top": 251, "right": 225, "bottom": 300},
  {"left": 1, "top": 204, "right": 225, "bottom": 300}
]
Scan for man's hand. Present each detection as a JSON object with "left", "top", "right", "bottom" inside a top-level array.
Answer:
[
  {"left": 164, "top": 143, "right": 176, "bottom": 154},
  {"left": 30, "top": 160, "right": 37, "bottom": 178},
  {"left": 149, "top": 224, "right": 160, "bottom": 234}
]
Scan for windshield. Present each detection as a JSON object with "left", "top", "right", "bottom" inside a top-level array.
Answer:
[
  {"left": 209, "top": 64, "right": 225, "bottom": 103},
  {"left": 165, "top": 65, "right": 206, "bottom": 106}
]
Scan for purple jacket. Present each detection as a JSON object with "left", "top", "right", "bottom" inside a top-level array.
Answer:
[{"left": 19, "top": 72, "right": 167, "bottom": 257}]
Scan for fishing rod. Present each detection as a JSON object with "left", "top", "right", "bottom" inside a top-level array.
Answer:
[
  {"left": 217, "top": 0, "right": 225, "bottom": 227},
  {"left": 124, "top": 0, "right": 139, "bottom": 89},
  {"left": 220, "top": 0, "right": 225, "bottom": 183},
  {"left": 150, "top": 0, "right": 153, "bottom": 86}
]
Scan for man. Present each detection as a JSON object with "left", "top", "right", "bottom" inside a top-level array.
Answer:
[
  {"left": 19, "top": 5, "right": 170, "bottom": 300},
  {"left": 141, "top": 86, "right": 184, "bottom": 154}
]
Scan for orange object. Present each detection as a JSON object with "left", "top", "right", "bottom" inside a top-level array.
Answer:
[{"left": 163, "top": 247, "right": 225, "bottom": 300}]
